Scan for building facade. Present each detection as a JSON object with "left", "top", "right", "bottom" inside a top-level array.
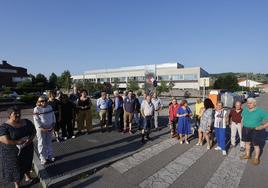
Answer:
[
  {"left": 71, "top": 62, "right": 209, "bottom": 90},
  {"left": 0, "top": 60, "right": 29, "bottom": 87}
]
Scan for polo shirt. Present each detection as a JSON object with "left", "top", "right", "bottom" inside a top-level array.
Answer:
[
  {"left": 242, "top": 107, "right": 268, "bottom": 128},
  {"left": 97, "top": 98, "right": 108, "bottom": 110}
]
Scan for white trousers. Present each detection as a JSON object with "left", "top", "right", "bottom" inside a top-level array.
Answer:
[{"left": 231, "top": 121, "right": 245, "bottom": 147}]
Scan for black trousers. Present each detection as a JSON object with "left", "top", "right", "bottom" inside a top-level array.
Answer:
[{"left": 61, "top": 119, "right": 74, "bottom": 137}]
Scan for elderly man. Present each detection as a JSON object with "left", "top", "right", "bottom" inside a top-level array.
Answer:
[
  {"left": 152, "top": 92, "right": 162, "bottom": 131},
  {"left": 141, "top": 95, "right": 155, "bottom": 143},
  {"left": 229, "top": 101, "right": 245, "bottom": 151},
  {"left": 113, "top": 90, "right": 124, "bottom": 132},
  {"left": 240, "top": 98, "right": 268, "bottom": 165},
  {"left": 123, "top": 90, "right": 135, "bottom": 134},
  {"left": 97, "top": 91, "right": 109, "bottom": 132}
]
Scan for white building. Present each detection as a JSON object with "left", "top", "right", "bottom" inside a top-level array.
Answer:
[
  {"left": 71, "top": 62, "right": 209, "bottom": 90},
  {"left": 238, "top": 80, "right": 263, "bottom": 88}
]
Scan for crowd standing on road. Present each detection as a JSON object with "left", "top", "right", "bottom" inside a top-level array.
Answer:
[{"left": 1, "top": 88, "right": 268, "bottom": 187}]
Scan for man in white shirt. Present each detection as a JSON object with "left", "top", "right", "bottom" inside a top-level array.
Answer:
[
  {"left": 151, "top": 92, "right": 162, "bottom": 131},
  {"left": 141, "top": 95, "right": 155, "bottom": 143}
]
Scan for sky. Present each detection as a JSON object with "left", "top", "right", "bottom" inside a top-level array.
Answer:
[{"left": 0, "top": 0, "right": 268, "bottom": 77}]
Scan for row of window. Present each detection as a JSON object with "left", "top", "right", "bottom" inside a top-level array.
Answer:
[{"left": 74, "top": 74, "right": 198, "bottom": 83}]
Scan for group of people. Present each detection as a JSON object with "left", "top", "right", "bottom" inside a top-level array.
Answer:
[
  {"left": 169, "top": 96, "right": 268, "bottom": 165},
  {"left": 1, "top": 89, "right": 268, "bottom": 188}
]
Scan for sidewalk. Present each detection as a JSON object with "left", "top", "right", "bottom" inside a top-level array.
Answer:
[{"left": 33, "top": 116, "right": 171, "bottom": 188}]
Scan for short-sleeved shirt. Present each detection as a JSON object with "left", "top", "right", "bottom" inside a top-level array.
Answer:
[
  {"left": 152, "top": 98, "right": 162, "bottom": 111},
  {"left": 141, "top": 101, "right": 154, "bottom": 116},
  {"left": 229, "top": 108, "right": 243, "bottom": 124},
  {"left": 242, "top": 107, "right": 268, "bottom": 128},
  {"left": 195, "top": 102, "right": 204, "bottom": 117}
]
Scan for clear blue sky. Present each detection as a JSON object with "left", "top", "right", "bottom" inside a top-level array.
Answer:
[{"left": 0, "top": 0, "right": 267, "bottom": 77}]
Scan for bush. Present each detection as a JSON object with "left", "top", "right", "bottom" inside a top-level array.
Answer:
[{"left": 19, "top": 94, "right": 39, "bottom": 104}]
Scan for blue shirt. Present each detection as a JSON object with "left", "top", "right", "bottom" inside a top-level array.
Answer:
[
  {"left": 114, "top": 96, "right": 123, "bottom": 110},
  {"left": 97, "top": 98, "right": 109, "bottom": 110}
]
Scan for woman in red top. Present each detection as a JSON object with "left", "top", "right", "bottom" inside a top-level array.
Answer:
[{"left": 169, "top": 98, "right": 180, "bottom": 138}]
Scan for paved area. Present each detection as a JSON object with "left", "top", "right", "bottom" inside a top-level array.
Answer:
[
  {"left": 63, "top": 94, "right": 268, "bottom": 188},
  {"left": 1, "top": 95, "right": 268, "bottom": 188}
]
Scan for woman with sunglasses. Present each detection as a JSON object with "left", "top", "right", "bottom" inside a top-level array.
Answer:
[
  {"left": 0, "top": 106, "right": 36, "bottom": 188},
  {"left": 33, "top": 96, "right": 56, "bottom": 165}
]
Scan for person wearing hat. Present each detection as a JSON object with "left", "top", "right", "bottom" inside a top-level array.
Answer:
[{"left": 33, "top": 96, "right": 56, "bottom": 165}]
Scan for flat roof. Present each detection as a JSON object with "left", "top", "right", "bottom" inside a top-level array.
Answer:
[{"left": 84, "top": 62, "right": 184, "bottom": 74}]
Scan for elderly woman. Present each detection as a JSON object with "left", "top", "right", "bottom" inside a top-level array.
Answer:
[
  {"left": 169, "top": 98, "right": 180, "bottom": 138},
  {"left": 33, "top": 96, "right": 56, "bottom": 165},
  {"left": 177, "top": 99, "right": 192, "bottom": 144},
  {"left": 0, "top": 106, "right": 36, "bottom": 188},
  {"left": 196, "top": 98, "right": 214, "bottom": 149},
  {"left": 214, "top": 102, "right": 229, "bottom": 156},
  {"left": 47, "top": 90, "right": 61, "bottom": 142},
  {"left": 76, "top": 89, "right": 92, "bottom": 135},
  {"left": 240, "top": 98, "right": 268, "bottom": 165}
]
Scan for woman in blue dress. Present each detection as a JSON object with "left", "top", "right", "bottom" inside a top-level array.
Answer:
[{"left": 177, "top": 99, "right": 192, "bottom": 144}]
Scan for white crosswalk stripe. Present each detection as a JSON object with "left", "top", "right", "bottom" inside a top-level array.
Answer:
[
  {"left": 205, "top": 146, "right": 247, "bottom": 188},
  {"left": 112, "top": 138, "right": 178, "bottom": 173},
  {"left": 139, "top": 145, "right": 208, "bottom": 188}
]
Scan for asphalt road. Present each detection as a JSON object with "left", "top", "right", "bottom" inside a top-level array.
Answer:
[{"left": 65, "top": 93, "right": 268, "bottom": 188}]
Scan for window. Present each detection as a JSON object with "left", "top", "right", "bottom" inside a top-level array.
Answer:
[
  {"left": 158, "top": 75, "right": 170, "bottom": 81},
  {"left": 184, "top": 74, "right": 198, "bottom": 80}
]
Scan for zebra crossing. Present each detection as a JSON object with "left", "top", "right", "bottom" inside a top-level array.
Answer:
[{"left": 81, "top": 135, "right": 257, "bottom": 188}]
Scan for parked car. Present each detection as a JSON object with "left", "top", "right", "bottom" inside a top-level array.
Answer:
[{"left": 253, "top": 91, "right": 260, "bottom": 97}]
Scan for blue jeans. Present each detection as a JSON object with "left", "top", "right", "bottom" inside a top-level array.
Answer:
[{"left": 144, "top": 116, "right": 153, "bottom": 133}]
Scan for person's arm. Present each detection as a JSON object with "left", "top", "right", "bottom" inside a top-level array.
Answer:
[
  {"left": 0, "top": 135, "right": 26, "bottom": 145},
  {"left": 255, "top": 110, "right": 268, "bottom": 130}
]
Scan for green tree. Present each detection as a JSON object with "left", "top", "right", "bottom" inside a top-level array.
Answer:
[
  {"left": 112, "top": 78, "right": 120, "bottom": 91},
  {"left": 127, "top": 80, "right": 140, "bottom": 91},
  {"left": 48, "top": 72, "right": 58, "bottom": 89},
  {"left": 35, "top": 73, "right": 48, "bottom": 90},
  {"left": 213, "top": 74, "right": 239, "bottom": 91},
  {"left": 156, "top": 80, "right": 169, "bottom": 95},
  {"left": 58, "top": 70, "right": 72, "bottom": 91}
]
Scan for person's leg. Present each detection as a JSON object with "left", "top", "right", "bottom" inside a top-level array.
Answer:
[
  {"left": 123, "top": 112, "right": 128, "bottom": 132},
  {"left": 76, "top": 111, "right": 83, "bottom": 133},
  {"left": 119, "top": 109, "right": 124, "bottom": 131},
  {"left": 61, "top": 120, "right": 67, "bottom": 138},
  {"left": 154, "top": 112, "right": 159, "bottom": 129},
  {"left": 253, "top": 145, "right": 260, "bottom": 160},
  {"left": 67, "top": 119, "right": 74, "bottom": 137},
  {"left": 114, "top": 109, "right": 119, "bottom": 129},
  {"left": 219, "top": 128, "right": 226, "bottom": 151},
  {"left": 141, "top": 116, "right": 148, "bottom": 143},
  {"left": 198, "top": 129, "right": 203, "bottom": 144},
  {"left": 230, "top": 122, "right": 237, "bottom": 146},
  {"left": 14, "top": 182, "right": 20, "bottom": 188},
  {"left": 205, "top": 132, "right": 211, "bottom": 149},
  {"left": 214, "top": 128, "right": 220, "bottom": 149},
  {"left": 47, "top": 131, "right": 54, "bottom": 161},
  {"left": 37, "top": 130, "right": 47, "bottom": 162},
  {"left": 85, "top": 109, "right": 92, "bottom": 132},
  {"left": 129, "top": 113, "right": 133, "bottom": 132},
  {"left": 237, "top": 123, "right": 245, "bottom": 148}
]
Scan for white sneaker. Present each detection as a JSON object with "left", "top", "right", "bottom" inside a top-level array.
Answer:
[
  {"left": 63, "top": 137, "right": 67, "bottom": 140},
  {"left": 222, "top": 150, "right": 227, "bottom": 156},
  {"left": 214, "top": 146, "right": 221, "bottom": 151},
  {"left": 185, "top": 141, "right": 189, "bottom": 144},
  {"left": 40, "top": 160, "right": 47, "bottom": 165},
  {"left": 71, "top": 136, "right": 76, "bottom": 139}
]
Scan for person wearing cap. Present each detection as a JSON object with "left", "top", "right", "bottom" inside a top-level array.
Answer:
[
  {"left": 0, "top": 106, "right": 36, "bottom": 188},
  {"left": 240, "top": 98, "right": 268, "bottom": 165},
  {"left": 152, "top": 92, "right": 163, "bottom": 131},
  {"left": 33, "top": 96, "right": 56, "bottom": 165}
]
